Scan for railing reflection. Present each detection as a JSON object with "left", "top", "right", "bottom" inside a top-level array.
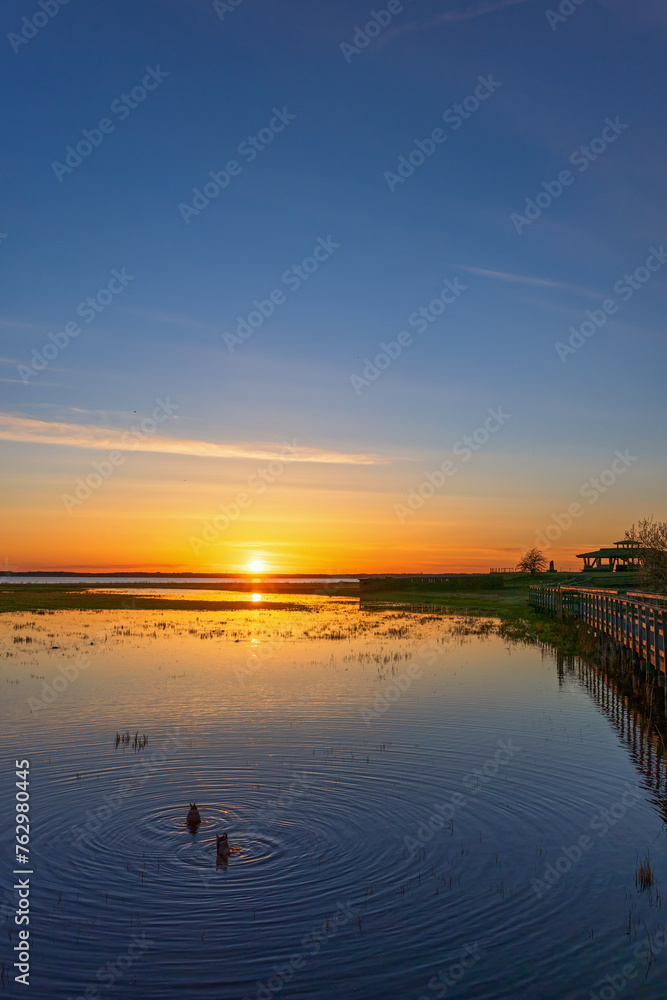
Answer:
[{"left": 554, "top": 648, "right": 667, "bottom": 825}]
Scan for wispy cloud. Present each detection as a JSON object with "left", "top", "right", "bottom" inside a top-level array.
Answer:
[
  {"left": 430, "top": 0, "right": 535, "bottom": 24},
  {"left": 457, "top": 266, "right": 560, "bottom": 287},
  {"left": 25, "top": 403, "right": 168, "bottom": 419},
  {"left": 0, "top": 378, "right": 64, "bottom": 386},
  {"left": 0, "top": 354, "right": 78, "bottom": 378},
  {"left": 0, "top": 319, "right": 43, "bottom": 331},
  {"left": 377, "top": 0, "right": 535, "bottom": 46},
  {"left": 456, "top": 265, "right": 599, "bottom": 298},
  {"left": 0, "top": 412, "right": 389, "bottom": 465}
]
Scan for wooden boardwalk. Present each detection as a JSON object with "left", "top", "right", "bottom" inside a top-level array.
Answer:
[{"left": 529, "top": 585, "right": 667, "bottom": 674}]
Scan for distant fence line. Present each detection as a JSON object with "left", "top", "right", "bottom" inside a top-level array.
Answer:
[{"left": 529, "top": 585, "right": 666, "bottom": 674}]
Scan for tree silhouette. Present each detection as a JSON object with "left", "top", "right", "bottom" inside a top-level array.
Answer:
[
  {"left": 516, "top": 548, "right": 547, "bottom": 575},
  {"left": 625, "top": 517, "right": 667, "bottom": 593}
]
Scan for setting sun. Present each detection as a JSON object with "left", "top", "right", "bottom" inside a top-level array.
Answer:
[{"left": 248, "top": 560, "right": 266, "bottom": 573}]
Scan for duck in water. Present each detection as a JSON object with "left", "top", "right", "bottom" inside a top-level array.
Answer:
[
  {"left": 216, "top": 833, "right": 230, "bottom": 861},
  {"left": 186, "top": 803, "right": 201, "bottom": 828}
]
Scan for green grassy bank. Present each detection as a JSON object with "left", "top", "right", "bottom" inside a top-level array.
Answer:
[
  {"left": 0, "top": 571, "right": 638, "bottom": 619},
  {"left": 359, "top": 571, "right": 642, "bottom": 653}
]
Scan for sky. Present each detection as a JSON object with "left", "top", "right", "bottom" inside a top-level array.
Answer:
[{"left": 0, "top": 0, "right": 665, "bottom": 573}]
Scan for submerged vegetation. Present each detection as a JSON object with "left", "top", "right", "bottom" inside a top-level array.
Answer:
[
  {"left": 0, "top": 571, "right": 643, "bottom": 666},
  {"left": 115, "top": 730, "right": 148, "bottom": 751},
  {"left": 2, "top": 571, "right": 663, "bottom": 736},
  {"left": 636, "top": 852, "right": 655, "bottom": 893}
]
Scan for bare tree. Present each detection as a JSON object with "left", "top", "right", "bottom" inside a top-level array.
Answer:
[
  {"left": 516, "top": 548, "right": 547, "bottom": 575},
  {"left": 625, "top": 517, "right": 667, "bottom": 593}
]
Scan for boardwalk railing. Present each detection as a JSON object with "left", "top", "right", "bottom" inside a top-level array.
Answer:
[{"left": 529, "top": 585, "right": 666, "bottom": 674}]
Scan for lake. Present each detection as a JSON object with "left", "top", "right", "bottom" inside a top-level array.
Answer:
[{"left": 1, "top": 597, "right": 665, "bottom": 999}]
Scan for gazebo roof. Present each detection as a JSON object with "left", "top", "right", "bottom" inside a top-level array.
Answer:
[{"left": 576, "top": 544, "right": 643, "bottom": 559}]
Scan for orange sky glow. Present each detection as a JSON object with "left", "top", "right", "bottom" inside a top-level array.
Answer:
[{"left": 2, "top": 437, "right": 656, "bottom": 574}]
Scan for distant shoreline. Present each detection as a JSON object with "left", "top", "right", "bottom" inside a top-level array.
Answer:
[
  {"left": 0, "top": 570, "right": 508, "bottom": 579},
  {"left": 0, "top": 570, "right": 360, "bottom": 579}
]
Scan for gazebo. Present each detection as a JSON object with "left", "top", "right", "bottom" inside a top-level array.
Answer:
[{"left": 576, "top": 539, "right": 643, "bottom": 572}]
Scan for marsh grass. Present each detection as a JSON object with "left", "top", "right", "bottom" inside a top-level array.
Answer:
[
  {"left": 636, "top": 852, "right": 655, "bottom": 892},
  {"left": 115, "top": 731, "right": 148, "bottom": 751}
]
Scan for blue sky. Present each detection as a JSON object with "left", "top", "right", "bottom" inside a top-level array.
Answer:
[{"left": 0, "top": 0, "right": 665, "bottom": 571}]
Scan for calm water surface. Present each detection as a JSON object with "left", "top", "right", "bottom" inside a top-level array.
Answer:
[{"left": 1, "top": 597, "right": 665, "bottom": 999}]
